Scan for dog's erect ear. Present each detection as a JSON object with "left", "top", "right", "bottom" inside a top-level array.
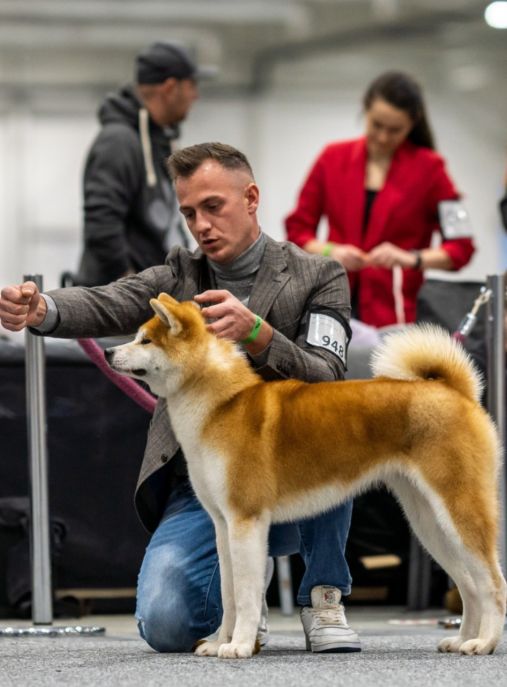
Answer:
[
  {"left": 157, "top": 292, "right": 178, "bottom": 307},
  {"left": 149, "top": 298, "right": 182, "bottom": 335}
]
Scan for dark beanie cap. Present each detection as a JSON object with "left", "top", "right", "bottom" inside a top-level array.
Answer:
[{"left": 136, "top": 41, "right": 212, "bottom": 84}]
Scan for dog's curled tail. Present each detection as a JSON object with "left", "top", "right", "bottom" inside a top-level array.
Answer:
[{"left": 370, "top": 323, "right": 483, "bottom": 403}]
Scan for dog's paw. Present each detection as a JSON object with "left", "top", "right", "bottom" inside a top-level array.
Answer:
[
  {"left": 194, "top": 639, "right": 223, "bottom": 657},
  {"left": 459, "top": 638, "right": 496, "bottom": 656},
  {"left": 217, "top": 641, "right": 254, "bottom": 659},
  {"left": 438, "top": 636, "right": 463, "bottom": 653}
]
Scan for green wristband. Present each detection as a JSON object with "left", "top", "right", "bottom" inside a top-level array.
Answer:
[
  {"left": 322, "top": 243, "right": 333, "bottom": 257},
  {"left": 242, "top": 314, "right": 263, "bottom": 344}
]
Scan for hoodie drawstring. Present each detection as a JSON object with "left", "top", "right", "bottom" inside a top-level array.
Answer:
[{"left": 139, "top": 108, "right": 157, "bottom": 188}]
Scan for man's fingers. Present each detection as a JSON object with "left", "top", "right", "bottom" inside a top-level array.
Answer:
[
  {"left": 20, "top": 281, "right": 38, "bottom": 299},
  {"left": 1, "top": 313, "right": 27, "bottom": 326},
  {"left": 0, "top": 299, "right": 30, "bottom": 316},
  {"left": 0, "top": 313, "right": 28, "bottom": 331},
  {"left": 194, "top": 289, "right": 229, "bottom": 303},
  {"left": 200, "top": 303, "right": 228, "bottom": 319},
  {"left": 1, "top": 282, "right": 37, "bottom": 304}
]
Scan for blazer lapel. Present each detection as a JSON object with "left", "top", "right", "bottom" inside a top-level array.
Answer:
[{"left": 248, "top": 236, "right": 290, "bottom": 319}]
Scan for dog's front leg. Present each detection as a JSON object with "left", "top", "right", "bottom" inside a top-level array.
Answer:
[
  {"left": 218, "top": 514, "right": 270, "bottom": 659},
  {"left": 194, "top": 516, "right": 235, "bottom": 657}
]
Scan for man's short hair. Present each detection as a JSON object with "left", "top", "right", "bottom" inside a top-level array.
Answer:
[{"left": 167, "top": 142, "right": 254, "bottom": 181}]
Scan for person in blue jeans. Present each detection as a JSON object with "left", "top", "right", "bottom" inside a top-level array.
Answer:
[
  {"left": 136, "top": 481, "right": 355, "bottom": 652},
  {"left": 0, "top": 142, "right": 360, "bottom": 654}
]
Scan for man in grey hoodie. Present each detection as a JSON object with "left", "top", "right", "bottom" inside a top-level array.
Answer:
[{"left": 74, "top": 42, "right": 211, "bottom": 286}]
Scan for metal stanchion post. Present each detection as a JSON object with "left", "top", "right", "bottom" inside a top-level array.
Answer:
[
  {"left": 486, "top": 274, "right": 506, "bottom": 574},
  {"left": 0, "top": 274, "right": 104, "bottom": 637},
  {"left": 276, "top": 556, "right": 294, "bottom": 615},
  {"left": 25, "top": 274, "right": 53, "bottom": 624}
]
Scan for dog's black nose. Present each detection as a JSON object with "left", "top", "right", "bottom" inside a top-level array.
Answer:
[{"left": 104, "top": 348, "right": 114, "bottom": 362}]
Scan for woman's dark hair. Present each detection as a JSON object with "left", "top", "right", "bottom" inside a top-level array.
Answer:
[{"left": 363, "top": 71, "right": 435, "bottom": 150}]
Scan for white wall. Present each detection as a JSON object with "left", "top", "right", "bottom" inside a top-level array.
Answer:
[{"left": 0, "top": 42, "right": 505, "bottom": 294}]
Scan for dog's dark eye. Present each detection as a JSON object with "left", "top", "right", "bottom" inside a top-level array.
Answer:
[{"left": 140, "top": 339, "right": 151, "bottom": 345}]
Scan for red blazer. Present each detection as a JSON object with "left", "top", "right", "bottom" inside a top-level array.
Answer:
[{"left": 285, "top": 137, "right": 475, "bottom": 327}]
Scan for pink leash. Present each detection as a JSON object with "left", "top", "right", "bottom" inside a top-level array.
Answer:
[
  {"left": 77, "top": 338, "right": 157, "bottom": 415},
  {"left": 77, "top": 287, "right": 492, "bottom": 414}
]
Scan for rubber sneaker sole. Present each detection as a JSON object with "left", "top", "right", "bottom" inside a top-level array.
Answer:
[{"left": 305, "top": 635, "right": 362, "bottom": 653}]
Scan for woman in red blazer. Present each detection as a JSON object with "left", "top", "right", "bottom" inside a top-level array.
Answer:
[{"left": 285, "top": 72, "right": 475, "bottom": 328}]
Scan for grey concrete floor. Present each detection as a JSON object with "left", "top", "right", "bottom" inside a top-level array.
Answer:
[{"left": 0, "top": 607, "right": 505, "bottom": 687}]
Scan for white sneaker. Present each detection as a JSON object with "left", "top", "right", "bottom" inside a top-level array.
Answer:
[{"left": 300, "top": 585, "right": 361, "bottom": 653}]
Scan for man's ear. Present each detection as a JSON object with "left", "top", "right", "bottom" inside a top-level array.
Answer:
[
  {"left": 160, "top": 77, "right": 178, "bottom": 98},
  {"left": 244, "top": 182, "right": 260, "bottom": 214},
  {"left": 149, "top": 298, "right": 182, "bottom": 335}
]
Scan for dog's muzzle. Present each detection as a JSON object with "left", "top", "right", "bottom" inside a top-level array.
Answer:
[{"left": 104, "top": 348, "right": 147, "bottom": 377}]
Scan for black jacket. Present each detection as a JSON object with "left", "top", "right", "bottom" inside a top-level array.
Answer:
[{"left": 76, "top": 85, "right": 187, "bottom": 286}]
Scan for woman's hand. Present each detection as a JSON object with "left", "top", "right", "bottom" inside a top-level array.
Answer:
[
  {"left": 367, "top": 242, "right": 418, "bottom": 269},
  {"left": 330, "top": 244, "right": 370, "bottom": 271}
]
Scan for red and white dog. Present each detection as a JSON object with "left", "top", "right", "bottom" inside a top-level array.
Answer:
[{"left": 106, "top": 294, "right": 506, "bottom": 659}]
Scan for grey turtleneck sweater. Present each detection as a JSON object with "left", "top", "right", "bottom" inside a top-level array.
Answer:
[{"left": 207, "top": 231, "right": 266, "bottom": 306}]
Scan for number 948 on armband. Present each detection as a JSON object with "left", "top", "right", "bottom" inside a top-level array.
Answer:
[{"left": 305, "top": 311, "right": 349, "bottom": 366}]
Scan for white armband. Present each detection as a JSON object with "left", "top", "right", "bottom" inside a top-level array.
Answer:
[
  {"left": 438, "top": 200, "right": 473, "bottom": 239},
  {"left": 306, "top": 312, "right": 349, "bottom": 366}
]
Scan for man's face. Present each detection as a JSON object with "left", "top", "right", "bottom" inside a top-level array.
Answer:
[
  {"left": 162, "top": 78, "right": 198, "bottom": 125},
  {"left": 176, "top": 160, "right": 260, "bottom": 264}
]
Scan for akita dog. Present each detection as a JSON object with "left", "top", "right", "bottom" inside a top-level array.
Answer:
[{"left": 106, "top": 293, "right": 506, "bottom": 659}]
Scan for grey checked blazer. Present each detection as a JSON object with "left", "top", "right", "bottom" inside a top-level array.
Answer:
[{"left": 47, "top": 236, "right": 351, "bottom": 531}]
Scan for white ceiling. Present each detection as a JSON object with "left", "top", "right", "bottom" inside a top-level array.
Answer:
[{"left": 0, "top": 0, "right": 504, "bottom": 94}]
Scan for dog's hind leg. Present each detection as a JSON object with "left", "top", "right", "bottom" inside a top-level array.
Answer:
[
  {"left": 195, "top": 515, "right": 236, "bottom": 657},
  {"left": 217, "top": 513, "right": 270, "bottom": 659},
  {"left": 457, "top": 556, "right": 506, "bottom": 656},
  {"left": 387, "top": 472, "right": 505, "bottom": 655}
]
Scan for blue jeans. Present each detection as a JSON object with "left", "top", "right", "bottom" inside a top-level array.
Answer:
[{"left": 136, "top": 479, "right": 353, "bottom": 652}]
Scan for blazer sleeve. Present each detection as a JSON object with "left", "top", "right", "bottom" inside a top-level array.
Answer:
[
  {"left": 425, "top": 155, "right": 475, "bottom": 270},
  {"left": 285, "top": 149, "right": 327, "bottom": 248},
  {"left": 252, "top": 259, "right": 351, "bottom": 383},
  {"left": 43, "top": 265, "right": 175, "bottom": 339}
]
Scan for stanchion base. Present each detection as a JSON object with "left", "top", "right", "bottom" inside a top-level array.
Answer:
[
  {"left": 437, "top": 617, "right": 462, "bottom": 629},
  {"left": 0, "top": 625, "right": 106, "bottom": 637}
]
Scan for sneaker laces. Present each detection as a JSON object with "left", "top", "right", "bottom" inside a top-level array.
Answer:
[{"left": 312, "top": 605, "right": 347, "bottom": 627}]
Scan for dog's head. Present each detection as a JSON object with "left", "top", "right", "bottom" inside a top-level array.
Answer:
[{"left": 105, "top": 293, "right": 209, "bottom": 398}]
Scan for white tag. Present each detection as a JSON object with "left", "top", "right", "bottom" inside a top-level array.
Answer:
[
  {"left": 306, "top": 313, "right": 348, "bottom": 365},
  {"left": 438, "top": 201, "right": 473, "bottom": 239}
]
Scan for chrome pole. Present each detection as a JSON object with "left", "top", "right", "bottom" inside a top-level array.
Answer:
[
  {"left": 24, "top": 273, "right": 53, "bottom": 624},
  {"left": 276, "top": 556, "right": 294, "bottom": 615},
  {"left": 486, "top": 274, "right": 506, "bottom": 573}
]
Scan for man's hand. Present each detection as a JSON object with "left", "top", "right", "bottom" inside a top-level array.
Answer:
[
  {"left": 0, "top": 281, "right": 47, "bottom": 331},
  {"left": 194, "top": 289, "right": 273, "bottom": 353}
]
